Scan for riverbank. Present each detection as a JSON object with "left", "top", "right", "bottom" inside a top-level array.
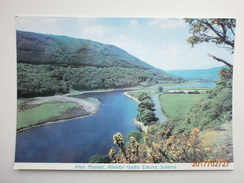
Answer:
[
  {"left": 133, "top": 119, "right": 148, "bottom": 132},
  {"left": 17, "top": 95, "right": 101, "bottom": 133},
  {"left": 124, "top": 92, "right": 149, "bottom": 133},
  {"left": 124, "top": 92, "right": 140, "bottom": 103},
  {"left": 66, "top": 87, "right": 141, "bottom": 97}
]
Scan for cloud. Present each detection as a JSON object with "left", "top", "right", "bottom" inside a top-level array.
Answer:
[
  {"left": 108, "top": 35, "right": 148, "bottom": 61},
  {"left": 156, "top": 44, "right": 193, "bottom": 70},
  {"left": 81, "top": 25, "right": 109, "bottom": 36},
  {"left": 159, "top": 44, "right": 184, "bottom": 55},
  {"left": 149, "top": 19, "right": 186, "bottom": 29},
  {"left": 115, "top": 34, "right": 130, "bottom": 41}
]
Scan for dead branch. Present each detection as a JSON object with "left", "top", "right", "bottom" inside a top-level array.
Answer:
[{"left": 208, "top": 54, "right": 233, "bottom": 68}]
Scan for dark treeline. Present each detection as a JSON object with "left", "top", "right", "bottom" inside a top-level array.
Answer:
[{"left": 17, "top": 63, "right": 183, "bottom": 98}]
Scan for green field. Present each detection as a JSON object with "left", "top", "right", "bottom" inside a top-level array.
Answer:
[
  {"left": 159, "top": 93, "right": 208, "bottom": 118},
  {"left": 17, "top": 102, "right": 79, "bottom": 129},
  {"left": 69, "top": 89, "right": 81, "bottom": 94},
  {"left": 17, "top": 98, "right": 28, "bottom": 105}
]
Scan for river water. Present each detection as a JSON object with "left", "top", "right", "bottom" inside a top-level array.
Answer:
[{"left": 15, "top": 82, "right": 216, "bottom": 163}]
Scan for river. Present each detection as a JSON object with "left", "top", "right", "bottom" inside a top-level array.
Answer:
[{"left": 15, "top": 82, "right": 216, "bottom": 163}]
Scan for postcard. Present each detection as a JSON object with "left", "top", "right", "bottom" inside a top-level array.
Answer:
[{"left": 14, "top": 17, "right": 234, "bottom": 170}]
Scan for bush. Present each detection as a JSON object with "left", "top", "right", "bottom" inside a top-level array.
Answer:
[
  {"left": 126, "top": 131, "right": 145, "bottom": 143},
  {"left": 109, "top": 128, "right": 214, "bottom": 163},
  {"left": 88, "top": 154, "right": 112, "bottom": 163}
]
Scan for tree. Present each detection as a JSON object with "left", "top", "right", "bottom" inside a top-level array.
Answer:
[
  {"left": 184, "top": 18, "right": 236, "bottom": 67},
  {"left": 158, "top": 86, "right": 163, "bottom": 93}
]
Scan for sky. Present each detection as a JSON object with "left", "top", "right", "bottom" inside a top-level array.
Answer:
[{"left": 15, "top": 17, "right": 234, "bottom": 70}]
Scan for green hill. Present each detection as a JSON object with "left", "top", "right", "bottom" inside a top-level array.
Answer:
[
  {"left": 16, "top": 31, "right": 183, "bottom": 97},
  {"left": 17, "top": 30, "right": 154, "bottom": 69},
  {"left": 166, "top": 66, "right": 228, "bottom": 82}
]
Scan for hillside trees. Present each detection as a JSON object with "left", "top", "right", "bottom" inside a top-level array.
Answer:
[
  {"left": 182, "top": 18, "right": 234, "bottom": 131},
  {"left": 17, "top": 63, "right": 182, "bottom": 98},
  {"left": 17, "top": 31, "right": 185, "bottom": 98}
]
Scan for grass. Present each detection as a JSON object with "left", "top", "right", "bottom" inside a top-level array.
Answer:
[
  {"left": 17, "top": 102, "right": 78, "bottom": 129},
  {"left": 159, "top": 93, "right": 207, "bottom": 118},
  {"left": 69, "top": 89, "right": 81, "bottom": 94},
  {"left": 17, "top": 98, "right": 28, "bottom": 105}
]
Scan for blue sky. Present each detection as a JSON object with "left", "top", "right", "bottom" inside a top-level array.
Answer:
[{"left": 16, "top": 17, "right": 234, "bottom": 70}]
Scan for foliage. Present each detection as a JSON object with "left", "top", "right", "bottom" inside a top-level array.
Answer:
[
  {"left": 113, "top": 132, "right": 127, "bottom": 161},
  {"left": 109, "top": 127, "right": 214, "bottom": 163},
  {"left": 184, "top": 18, "right": 236, "bottom": 53},
  {"left": 107, "top": 67, "right": 233, "bottom": 163},
  {"left": 162, "top": 68, "right": 233, "bottom": 133},
  {"left": 138, "top": 98, "right": 155, "bottom": 111},
  {"left": 188, "top": 90, "right": 200, "bottom": 94},
  {"left": 138, "top": 93, "right": 151, "bottom": 101},
  {"left": 183, "top": 68, "right": 233, "bottom": 131},
  {"left": 16, "top": 30, "right": 184, "bottom": 97},
  {"left": 17, "top": 30, "right": 153, "bottom": 69},
  {"left": 126, "top": 131, "right": 145, "bottom": 144},
  {"left": 17, "top": 63, "right": 182, "bottom": 98},
  {"left": 158, "top": 86, "right": 163, "bottom": 93},
  {"left": 133, "top": 93, "right": 158, "bottom": 126},
  {"left": 184, "top": 18, "right": 235, "bottom": 68},
  {"left": 137, "top": 108, "right": 158, "bottom": 126},
  {"left": 88, "top": 154, "right": 112, "bottom": 163}
]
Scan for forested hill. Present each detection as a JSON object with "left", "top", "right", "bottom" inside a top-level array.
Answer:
[
  {"left": 17, "top": 30, "right": 153, "bottom": 69},
  {"left": 166, "top": 66, "right": 228, "bottom": 82},
  {"left": 17, "top": 31, "right": 184, "bottom": 97}
]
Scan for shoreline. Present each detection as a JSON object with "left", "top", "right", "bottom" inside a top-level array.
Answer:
[
  {"left": 17, "top": 112, "right": 96, "bottom": 133},
  {"left": 123, "top": 92, "right": 140, "bottom": 104},
  {"left": 66, "top": 87, "right": 141, "bottom": 97},
  {"left": 124, "top": 92, "right": 149, "bottom": 133},
  {"left": 133, "top": 119, "right": 148, "bottom": 133}
]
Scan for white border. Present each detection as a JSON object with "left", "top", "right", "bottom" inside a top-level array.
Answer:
[
  {"left": 1, "top": 0, "right": 244, "bottom": 182},
  {"left": 14, "top": 163, "right": 234, "bottom": 171}
]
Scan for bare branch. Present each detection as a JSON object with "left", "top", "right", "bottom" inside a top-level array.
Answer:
[
  {"left": 208, "top": 54, "right": 233, "bottom": 68},
  {"left": 230, "top": 26, "right": 235, "bottom": 36}
]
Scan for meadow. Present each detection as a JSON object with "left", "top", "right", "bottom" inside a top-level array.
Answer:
[
  {"left": 159, "top": 92, "right": 208, "bottom": 118},
  {"left": 17, "top": 101, "right": 79, "bottom": 129}
]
